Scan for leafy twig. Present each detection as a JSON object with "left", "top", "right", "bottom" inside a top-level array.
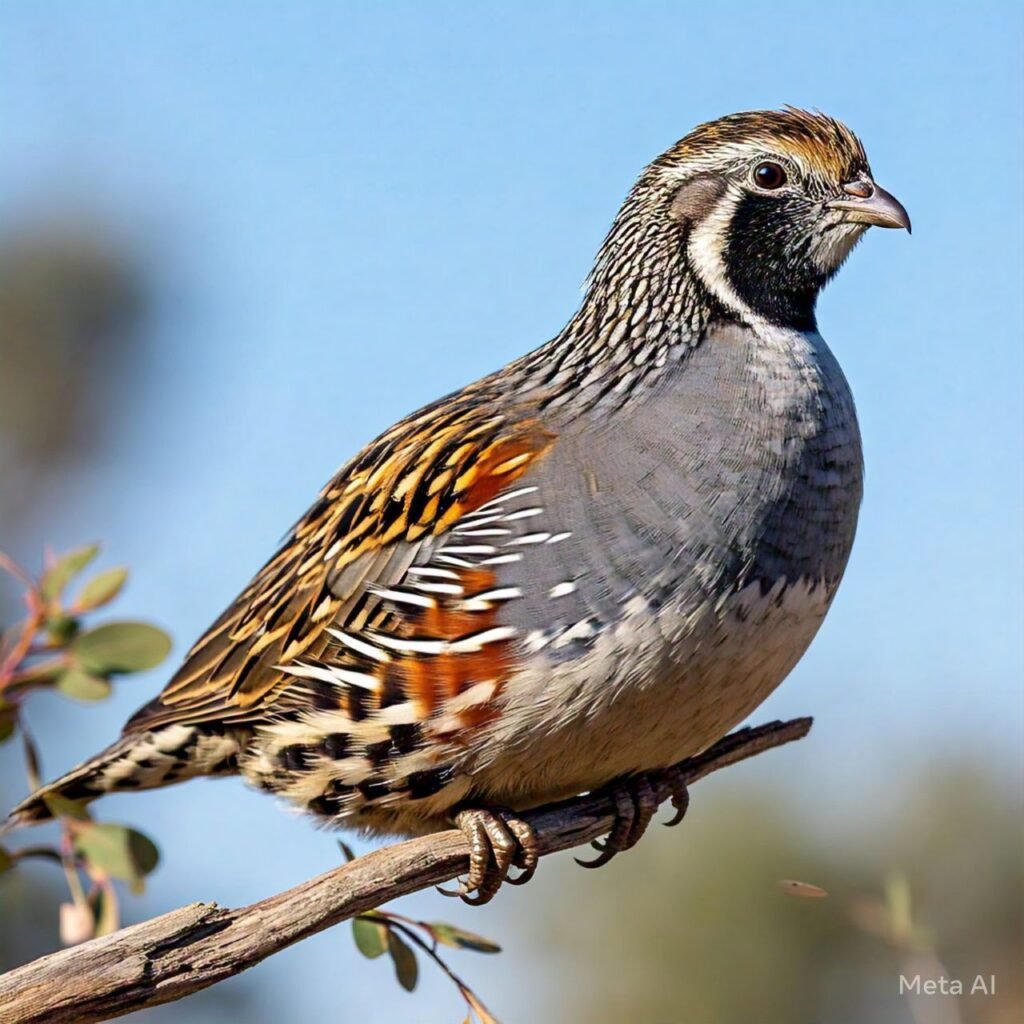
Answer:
[
  {"left": 341, "top": 839, "right": 502, "bottom": 1020},
  {"left": 0, "top": 544, "right": 171, "bottom": 943}
]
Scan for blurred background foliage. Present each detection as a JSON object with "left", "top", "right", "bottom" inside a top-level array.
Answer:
[
  {"left": 0, "top": 214, "right": 148, "bottom": 952},
  {"left": 0, "top": 217, "right": 148, "bottom": 535},
  {"left": 526, "top": 770, "right": 1022, "bottom": 1024},
  {"left": 0, "top": 218, "right": 254, "bottom": 1021},
  {"left": 1, "top": 3, "right": 1021, "bottom": 1023}
]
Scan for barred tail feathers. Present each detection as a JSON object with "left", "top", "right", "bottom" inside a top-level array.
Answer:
[{"left": 3, "top": 723, "right": 241, "bottom": 830}]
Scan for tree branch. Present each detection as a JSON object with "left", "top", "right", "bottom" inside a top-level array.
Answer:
[{"left": 0, "top": 716, "right": 811, "bottom": 1024}]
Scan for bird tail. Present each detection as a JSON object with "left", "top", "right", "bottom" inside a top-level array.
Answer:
[{"left": 3, "top": 723, "right": 242, "bottom": 832}]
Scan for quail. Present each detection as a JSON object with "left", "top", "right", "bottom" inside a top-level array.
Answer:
[{"left": 8, "top": 109, "right": 909, "bottom": 904}]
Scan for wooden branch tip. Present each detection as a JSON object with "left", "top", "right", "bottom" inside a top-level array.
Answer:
[{"left": 0, "top": 716, "right": 811, "bottom": 1024}]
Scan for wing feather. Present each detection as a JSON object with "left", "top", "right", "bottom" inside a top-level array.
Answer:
[{"left": 125, "top": 389, "right": 555, "bottom": 734}]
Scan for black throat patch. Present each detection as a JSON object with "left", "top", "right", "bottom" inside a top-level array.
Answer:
[{"left": 723, "top": 192, "right": 826, "bottom": 332}]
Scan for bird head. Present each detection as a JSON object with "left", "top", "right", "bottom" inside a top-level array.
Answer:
[{"left": 595, "top": 108, "right": 910, "bottom": 333}]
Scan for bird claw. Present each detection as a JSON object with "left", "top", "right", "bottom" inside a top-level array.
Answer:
[
  {"left": 577, "top": 767, "right": 691, "bottom": 869},
  {"left": 441, "top": 767, "right": 693, "bottom": 897},
  {"left": 575, "top": 783, "right": 639, "bottom": 868},
  {"left": 662, "top": 767, "right": 691, "bottom": 827},
  {"left": 443, "top": 807, "right": 539, "bottom": 905}
]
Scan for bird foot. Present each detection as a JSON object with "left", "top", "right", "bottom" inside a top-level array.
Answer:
[
  {"left": 440, "top": 807, "right": 539, "bottom": 905},
  {"left": 576, "top": 765, "right": 691, "bottom": 869}
]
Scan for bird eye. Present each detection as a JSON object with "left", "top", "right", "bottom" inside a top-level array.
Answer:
[{"left": 753, "top": 161, "right": 787, "bottom": 191}]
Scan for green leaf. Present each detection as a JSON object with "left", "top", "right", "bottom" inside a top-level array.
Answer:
[
  {"left": 129, "top": 830, "right": 160, "bottom": 876},
  {"left": 45, "top": 615, "right": 79, "bottom": 646},
  {"left": 352, "top": 916, "right": 389, "bottom": 959},
  {"left": 23, "top": 730, "right": 42, "bottom": 791},
  {"left": 43, "top": 793, "right": 91, "bottom": 822},
  {"left": 387, "top": 930, "right": 419, "bottom": 992},
  {"left": 76, "top": 568, "right": 129, "bottom": 611},
  {"left": 429, "top": 922, "right": 502, "bottom": 954},
  {"left": 92, "top": 886, "right": 120, "bottom": 937},
  {"left": 0, "top": 715, "right": 16, "bottom": 745},
  {"left": 73, "top": 823, "right": 160, "bottom": 884},
  {"left": 56, "top": 668, "right": 113, "bottom": 702},
  {"left": 72, "top": 622, "right": 171, "bottom": 674},
  {"left": 0, "top": 846, "right": 13, "bottom": 873},
  {"left": 41, "top": 545, "right": 100, "bottom": 601}
]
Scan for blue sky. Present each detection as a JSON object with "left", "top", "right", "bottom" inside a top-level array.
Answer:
[{"left": 1, "top": 3, "right": 1021, "bottom": 1021}]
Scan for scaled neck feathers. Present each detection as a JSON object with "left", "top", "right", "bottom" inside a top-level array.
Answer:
[{"left": 509, "top": 177, "right": 733, "bottom": 410}]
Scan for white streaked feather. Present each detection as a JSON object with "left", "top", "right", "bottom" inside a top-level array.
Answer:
[
  {"left": 371, "top": 587, "right": 436, "bottom": 609},
  {"left": 368, "top": 634, "right": 448, "bottom": 656},
  {"left": 435, "top": 554, "right": 475, "bottom": 568},
  {"left": 449, "top": 626, "right": 517, "bottom": 653},
  {"left": 408, "top": 581, "right": 464, "bottom": 596},
  {"left": 452, "top": 512, "right": 508, "bottom": 530},
  {"left": 280, "top": 661, "right": 381, "bottom": 691},
  {"left": 327, "top": 627, "right": 391, "bottom": 663},
  {"left": 406, "top": 566, "right": 461, "bottom": 580},
  {"left": 474, "top": 586, "right": 523, "bottom": 601},
  {"left": 506, "top": 532, "right": 551, "bottom": 546},
  {"left": 475, "top": 486, "right": 538, "bottom": 512},
  {"left": 501, "top": 507, "right": 544, "bottom": 521},
  {"left": 479, "top": 552, "right": 523, "bottom": 565}
]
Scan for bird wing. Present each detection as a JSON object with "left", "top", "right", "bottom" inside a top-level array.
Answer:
[{"left": 124, "top": 385, "right": 555, "bottom": 734}]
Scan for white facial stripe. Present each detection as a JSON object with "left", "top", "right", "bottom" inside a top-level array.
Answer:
[
  {"left": 685, "top": 182, "right": 766, "bottom": 327},
  {"left": 662, "top": 140, "right": 810, "bottom": 185}
]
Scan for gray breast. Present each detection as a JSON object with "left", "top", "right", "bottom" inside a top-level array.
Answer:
[{"left": 504, "top": 321, "right": 863, "bottom": 653}]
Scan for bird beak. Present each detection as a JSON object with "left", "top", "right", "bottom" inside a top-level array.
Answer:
[{"left": 827, "top": 181, "right": 911, "bottom": 233}]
